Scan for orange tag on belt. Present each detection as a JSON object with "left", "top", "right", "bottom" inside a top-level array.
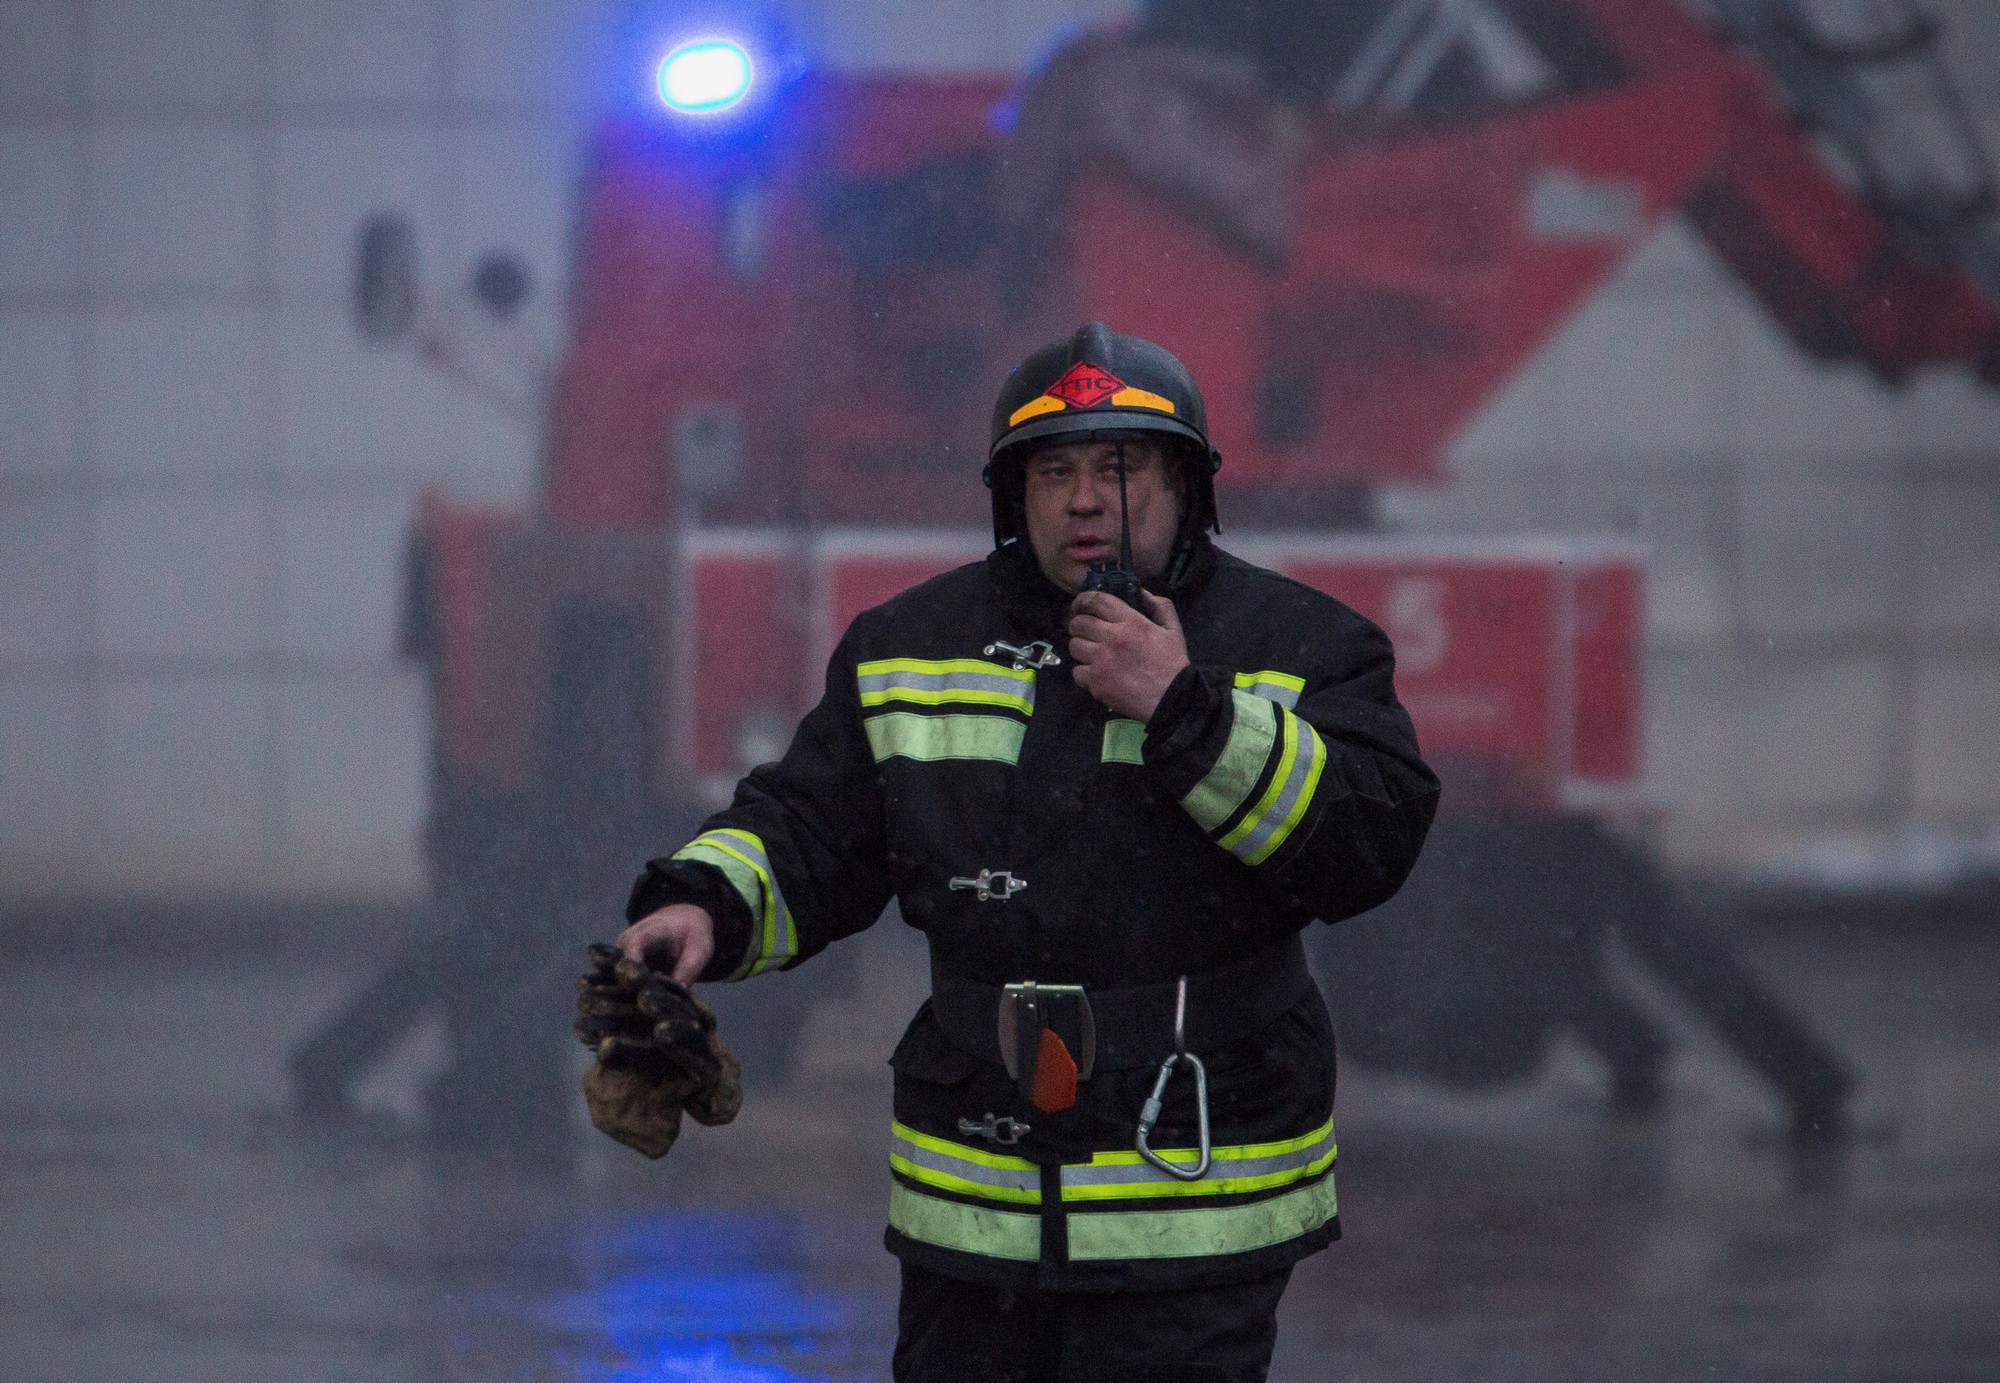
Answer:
[{"left": 1030, "top": 1028, "right": 1078, "bottom": 1112}]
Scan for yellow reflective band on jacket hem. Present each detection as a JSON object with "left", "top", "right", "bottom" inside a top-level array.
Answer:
[
  {"left": 1181, "top": 690, "right": 1277, "bottom": 832},
  {"left": 865, "top": 712, "right": 1026, "bottom": 764},
  {"left": 1065, "top": 1173, "right": 1338, "bottom": 1262},
  {"left": 857, "top": 658, "right": 1036, "bottom": 716},
  {"left": 890, "top": 1122, "right": 1042, "bottom": 1206},
  {"left": 889, "top": 1181, "right": 1043, "bottom": 1262},
  {"left": 1061, "top": 1118, "right": 1336, "bottom": 1202},
  {"left": 1102, "top": 718, "right": 1146, "bottom": 764},
  {"left": 1233, "top": 669, "right": 1305, "bottom": 709},
  {"left": 1218, "top": 710, "right": 1327, "bottom": 866},
  {"left": 670, "top": 828, "right": 795, "bottom": 979}
]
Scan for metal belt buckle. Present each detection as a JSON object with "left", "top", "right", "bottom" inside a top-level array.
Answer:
[{"left": 997, "top": 981, "right": 1096, "bottom": 1082}]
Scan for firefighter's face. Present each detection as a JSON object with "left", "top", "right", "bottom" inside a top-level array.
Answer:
[{"left": 1022, "top": 439, "right": 1183, "bottom": 594}]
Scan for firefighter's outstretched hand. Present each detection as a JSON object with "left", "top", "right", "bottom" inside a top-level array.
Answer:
[
  {"left": 1068, "top": 589, "right": 1189, "bottom": 723},
  {"left": 575, "top": 941, "right": 743, "bottom": 1159},
  {"left": 618, "top": 904, "right": 715, "bottom": 987}
]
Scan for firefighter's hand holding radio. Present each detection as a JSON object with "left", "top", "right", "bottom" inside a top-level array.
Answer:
[{"left": 1067, "top": 587, "right": 1188, "bottom": 722}]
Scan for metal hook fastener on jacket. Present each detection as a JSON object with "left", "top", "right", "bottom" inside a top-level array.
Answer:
[
  {"left": 948, "top": 869, "right": 1027, "bottom": 901},
  {"left": 983, "top": 639, "right": 1061, "bottom": 670}
]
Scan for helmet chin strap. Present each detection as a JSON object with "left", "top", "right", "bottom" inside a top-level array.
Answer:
[
  {"left": 1115, "top": 440, "right": 1134, "bottom": 579},
  {"left": 1081, "top": 440, "right": 1145, "bottom": 607}
]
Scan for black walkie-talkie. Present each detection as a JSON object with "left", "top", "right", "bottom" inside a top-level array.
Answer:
[{"left": 1082, "top": 443, "right": 1146, "bottom": 609}]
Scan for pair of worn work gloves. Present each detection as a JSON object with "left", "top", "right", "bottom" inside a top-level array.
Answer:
[{"left": 573, "top": 942, "right": 742, "bottom": 1158}]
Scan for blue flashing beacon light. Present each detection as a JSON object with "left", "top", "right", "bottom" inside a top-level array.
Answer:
[{"left": 657, "top": 39, "right": 754, "bottom": 114}]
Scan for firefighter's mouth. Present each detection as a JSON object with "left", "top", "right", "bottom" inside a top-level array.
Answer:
[{"left": 1066, "top": 537, "right": 1112, "bottom": 558}]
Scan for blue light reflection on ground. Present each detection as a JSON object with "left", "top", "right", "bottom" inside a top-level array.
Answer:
[{"left": 526, "top": 1212, "right": 877, "bottom": 1382}]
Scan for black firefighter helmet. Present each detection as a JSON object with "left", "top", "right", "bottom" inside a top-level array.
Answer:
[{"left": 984, "top": 322, "right": 1222, "bottom": 564}]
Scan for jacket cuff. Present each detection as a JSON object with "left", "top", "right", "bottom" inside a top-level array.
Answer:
[
  {"left": 1143, "top": 664, "right": 1234, "bottom": 797},
  {"left": 626, "top": 858, "right": 756, "bottom": 983}
]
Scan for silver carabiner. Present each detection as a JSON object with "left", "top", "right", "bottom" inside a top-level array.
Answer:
[{"left": 1134, "top": 977, "right": 1211, "bottom": 1181}]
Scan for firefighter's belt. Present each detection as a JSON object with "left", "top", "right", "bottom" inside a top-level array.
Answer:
[{"left": 927, "top": 935, "right": 1312, "bottom": 1075}]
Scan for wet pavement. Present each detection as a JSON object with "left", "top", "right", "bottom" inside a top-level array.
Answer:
[{"left": 4, "top": 913, "right": 1997, "bottom": 1381}]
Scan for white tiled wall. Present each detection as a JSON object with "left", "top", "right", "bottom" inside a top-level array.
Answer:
[
  {"left": 0, "top": 2, "right": 83, "bottom": 112},
  {"left": 0, "top": 131, "right": 83, "bottom": 294},
  {"left": 0, "top": 314, "right": 83, "bottom": 474},
  {"left": 450, "top": 0, "right": 615, "bottom": 110},
  {"left": 1549, "top": 287, "right": 1732, "bottom": 460},
  {"left": 1737, "top": 656, "right": 1899, "bottom": 813},
  {"left": 88, "top": 129, "right": 263, "bottom": 294},
  {"left": 87, "top": 0, "right": 264, "bottom": 108},
  {"left": 2, "top": 0, "right": 1998, "bottom": 901},
  {"left": 93, "top": 490, "right": 275, "bottom": 661},
  {"left": 93, "top": 307, "right": 265, "bottom": 477},
  {"left": 0, "top": 497, "right": 92, "bottom": 664},
  {"left": 1913, "top": 659, "right": 2000, "bottom": 815},
  {"left": 1913, "top": 479, "right": 2000, "bottom": 636},
  {"left": 277, "top": 670, "right": 427, "bottom": 880},
  {"left": 275, "top": 489, "right": 416, "bottom": 660},
  {"left": 1728, "top": 303, "right": 1914, "bottom": 463},
  {"left": 270, "top": 0, "right": 449, "bottom": 110},
  {"left": 1735, "top": 475, "right": 1905, "bottom": 640},
  {"left": 99, "top": 671, "right": 272, "bottom": 865},
  {"left": 274, "top": 307, "right": 470, "bottom": 477},
  {"left": 0, "top": 677, "right": 89, "bottom": 860},
  {"left": 1628, "top": 474, "right": 1735, "bottom": 650}
]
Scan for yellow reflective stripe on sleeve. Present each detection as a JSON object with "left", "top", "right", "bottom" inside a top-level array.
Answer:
[
  {"left": 1101, "top": 718, "right": 1146, "bottom": 765},
  {"left": 857, "top": 659, "right": 1036, "bottom": 716},
  {"left": 1181, "top": 690, "right": 1278, "bottom": 833},
  {"left": 1061, "top": 1118, "right": 1336, "bottom": 1202},
  {"left": 1065, "top": 1172, "right": 1338, "bottom": 1262},
  {"left": 1233, "top": 670, "right": 1304, "bottom": 709},
  {"left": 670, "top": 828, "right": 796, "bottom": 979},
  {"left": 865, "top": 712, "right": 1025, "bottom": 764},
  {"left": 1246, "top": 719, "right": 1326, "bottom": 865},
  {"left": 890, "top": 1122, "right": 1042, "bottom": 1205},
  {"left": 1218, "top": 711, "right": 1328, "bottom": 866},
  {"left": 889, "top": 1181, "right": 1043, "bottom": 1262}
]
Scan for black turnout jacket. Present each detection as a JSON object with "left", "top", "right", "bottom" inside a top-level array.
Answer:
[{"left": 630, "top": 536, "right": 1438, "bottom": 1291}]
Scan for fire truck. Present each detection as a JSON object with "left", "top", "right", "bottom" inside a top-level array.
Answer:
[{"left": 298, "top": 0, "right": 2000, "bottom": 1143}]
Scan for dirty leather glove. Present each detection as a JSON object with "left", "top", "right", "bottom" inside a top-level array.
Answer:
[{"left": 575, "top": 942, "right": 743, "bottom": 1158}]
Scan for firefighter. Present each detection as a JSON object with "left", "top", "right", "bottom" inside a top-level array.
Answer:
[{"left": 617, "top": 322, "right": 1440, "bottom": 1382}]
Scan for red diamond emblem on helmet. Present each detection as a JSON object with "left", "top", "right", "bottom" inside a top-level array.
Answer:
[{"left": 1043, "top": 361, "right": 1125, "bottom": 409}]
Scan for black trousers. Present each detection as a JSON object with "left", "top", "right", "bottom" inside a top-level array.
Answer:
[{"left": 892, "top": 1262, "right": 1294, "bottom": 1383}]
